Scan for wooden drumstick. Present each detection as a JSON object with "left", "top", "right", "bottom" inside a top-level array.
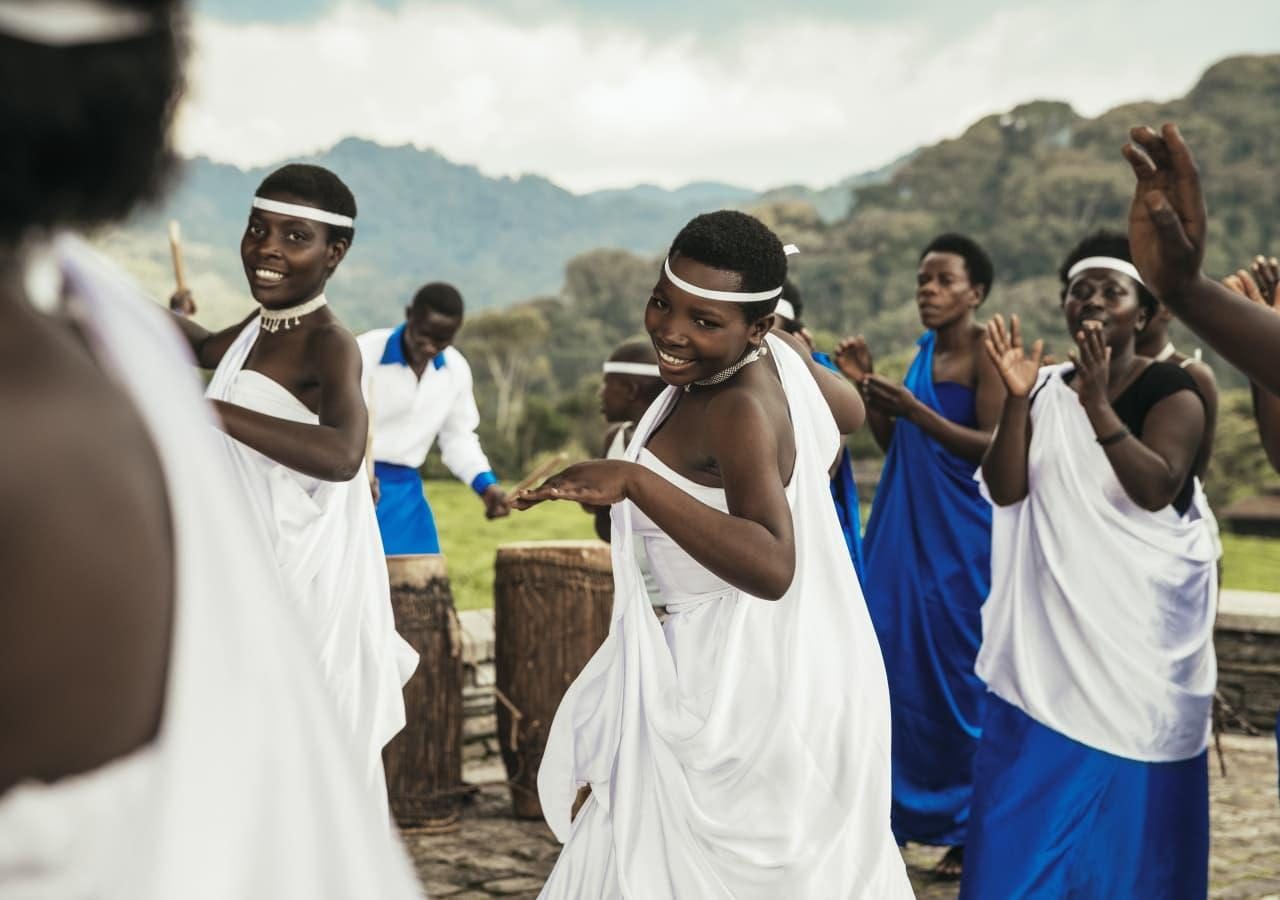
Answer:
[
  {"left": 168, "top": 220, "right": 187, "bottom": 293},
  {"left": 511, "top": 452, "right": 568, "bottom": 495}
]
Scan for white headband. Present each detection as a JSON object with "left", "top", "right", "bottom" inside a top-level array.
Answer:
[
  {"left": 1066, "top": 256, "right": 1145, "bottom": 287},
  {"left": 662, "top": 243, "right": 801, "bottom": 304},
  {"left": 774, "top": 299, "right": 797, "bottom": 321},
  {"left": 252, "top": 197, "right": 355, "bottom": 229},
  {"left": 0, "top": 0, "right": 152, "bottom": 46},
  {"left": 602, "top": 361, "right": 661, "bottom": 378}
]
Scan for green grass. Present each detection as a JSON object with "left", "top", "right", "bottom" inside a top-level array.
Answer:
[
  {"left": 426, "top": 478, "right": 1279, "bottom": 609},
  {"left": 1220, "top": 533, "right": 1280, "bottom": 592},
  {"left": 427, "top": 479, "right": 597, "bottom": 611}
]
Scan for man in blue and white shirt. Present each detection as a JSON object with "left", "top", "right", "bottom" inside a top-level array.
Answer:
[{"left": 357, "top": 283, "right": 510, "bottom": 555}]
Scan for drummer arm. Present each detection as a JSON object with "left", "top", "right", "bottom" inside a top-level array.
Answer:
[
  {"left": 624, "top": 392, "right": 795, "bottom": 600},
  {"left": 170, "top": 310, "right": 257, "bottom": 369}
]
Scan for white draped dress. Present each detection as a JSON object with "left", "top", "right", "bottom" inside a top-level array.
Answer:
[
  {"left": 537, "top": 335, "right": 912, "bottom": 899},
  {"left": 206, "top": 320, "right": 419, "bottom": 800},
  {"left": 0, "top": 235, "right": 422, "bottom": 899}
]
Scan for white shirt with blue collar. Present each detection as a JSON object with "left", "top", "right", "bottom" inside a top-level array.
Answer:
[{"left": 357, "top": 325, "right": 498, "bottom": 495}]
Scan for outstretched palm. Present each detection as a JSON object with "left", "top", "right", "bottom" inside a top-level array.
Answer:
[
  {"left": 984, "top": 314, "right": 1044, "bottom": 397},
  {"left": 1122, "top": 123, "right": 1206, "bottom": 301}
]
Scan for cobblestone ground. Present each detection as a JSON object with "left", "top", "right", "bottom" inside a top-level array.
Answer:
[{"left": 404, "top": 734, "right": 1280, "bottom": 899}]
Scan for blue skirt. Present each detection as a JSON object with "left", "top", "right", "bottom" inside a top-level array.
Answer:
[
  {"left": 374, "top": 461, "right": 439, "bottom": 555},
  {"left": 960, "top": 694, "right": 1209, "bottom": 899}
]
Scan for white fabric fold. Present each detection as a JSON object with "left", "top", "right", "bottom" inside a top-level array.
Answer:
[
  {"left": 207, "top": 320, "right": 419, "bottom": 798},
  {"left": 976, "top": 363, "right": 1217, "bottom": 762},
  {"left": 0, "top": 235, "right": 422, "bottom": 898},
  {"left": 537, "top": 334, "right": 911, "bottom": 898}
]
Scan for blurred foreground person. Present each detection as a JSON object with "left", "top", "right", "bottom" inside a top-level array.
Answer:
[{"left": 0, "top": 2, "right": 421, "bottom": 896}]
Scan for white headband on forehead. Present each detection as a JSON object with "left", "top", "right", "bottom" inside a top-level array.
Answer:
[
  {"left": 602, "top": 361, "right": 661, "bottom": 378},
  {"left": 0, "top": 0, "right": 152, "bottom": 46},
  {"left": 662, "top": 243, "right": 800, "bottom": 304},
  {"left": 252, "top": 197, "right": 355, "bottom": 229},
  {"left": 1067, "top": 256, "right": 1145, "bottom": 287}
]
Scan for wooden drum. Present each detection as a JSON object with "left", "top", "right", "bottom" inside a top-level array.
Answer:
[
  {"left": 493, "top": 540, "right": 614, "bottom": 819},
  {"left": 383, "top": 554, "right": 466, "bottom": 831}
]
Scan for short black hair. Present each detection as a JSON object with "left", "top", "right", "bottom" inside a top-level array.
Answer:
[
  {"left": 1058, "top": 229, "right": 1158, "bottom": 319},
  {"left": 668, "top": 210, "right": 787, "bottom": 323},
  {"left": 0, "top": 0, "right": 185, "bottom": 244},
  {"left": 410, "top": 282, "right": 464, "bottom": 319},
  {"left": 777, "top": 278, "right": 805, "bottom": 334},
  {"left": 609, "top": 339, "right": 658, "bottom": 365},
  {"left": 920, "top": 233, "right": 995, "bottom": 301},
  {"left": 256, "top": 164, "right": 357, "bottom": 246}
]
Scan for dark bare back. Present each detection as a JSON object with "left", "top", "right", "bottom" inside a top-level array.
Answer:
[{"left": 0, "top": 295, "right": 173, "bottom": 794}]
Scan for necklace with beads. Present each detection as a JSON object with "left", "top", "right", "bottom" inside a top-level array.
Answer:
[
  {"left": 260, "top": 294, "right": 328, "bottom": 334},
  {"left": 685, "top": 344, "right": 768, "bottom": 392}
]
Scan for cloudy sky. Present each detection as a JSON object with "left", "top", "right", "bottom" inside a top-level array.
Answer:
[{"left": 183, "top": 0, "right": 1280, "bottom": 192}]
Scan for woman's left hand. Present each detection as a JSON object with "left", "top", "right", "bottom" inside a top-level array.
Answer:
[
  {"left": 1069, "top": 321, "right": 1111, "bottom": 409},
  {"left": 512, "top": 460, "right": 634, "bottom": 510}
]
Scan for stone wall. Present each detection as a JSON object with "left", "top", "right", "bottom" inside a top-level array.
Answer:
[
  {"left": 1216, "top": 590, "right": 1280, "bottom": 734},
  {"left": 457, "top": 591, "right": 1280, "bottom": 766},
  {"left": 459, "top": 609, "right": 502, "bottom": 766}
]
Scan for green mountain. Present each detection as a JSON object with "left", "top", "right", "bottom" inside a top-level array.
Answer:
[
  {"left": 107, "top": 140, "right": 886, "bottom": 331},
  {"left": 473, "top": 54, "right": 1280, "bottom": 508}
]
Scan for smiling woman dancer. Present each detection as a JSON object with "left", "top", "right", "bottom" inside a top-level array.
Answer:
[
  {"left": 962, "top": 231, "right": 1216, "bottom": 899},
  {"left": 171, "top": 165, "right": 417, "bottom": 804},
  {"left": 515, "top": 211, "right": 912, "bottom": 898},
  {"left": 0, "top": 0, "right": 420, "bottom": 894}
]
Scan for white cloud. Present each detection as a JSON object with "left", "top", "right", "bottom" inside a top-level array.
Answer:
[{"left": 175, "top": 0, "right": 1280, "bottom": 191}]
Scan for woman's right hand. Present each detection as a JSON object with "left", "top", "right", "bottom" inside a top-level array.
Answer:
[
  {"left": 169, "top": 288, "right": 197, "bottom": 316},
  {"left": 984, "top": 314, "right": 1044, "bottom": 397},
  {"left": 834, "top": 335, "right": 873, "bottom": 383}
]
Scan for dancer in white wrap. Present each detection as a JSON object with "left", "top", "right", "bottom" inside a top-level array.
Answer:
[
  {"left": 0, "top": 4, "right": 421, "bottom": 895},
  {"left": 515, "top": 212, "right": 912, "bottom": 898},
  {"left": 171, "top": 164, "right": 417, "bottom": 800},
  {"left": 962, "top": 235, "right": 1216, "bottom": 898}
]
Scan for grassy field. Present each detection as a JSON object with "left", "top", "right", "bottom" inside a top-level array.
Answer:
[
  {"left": 426, "top": 479, "right": 1279, "bottom": 609},
  {"left": 429, "top": 479, "right": 597, "bottom": 610}
]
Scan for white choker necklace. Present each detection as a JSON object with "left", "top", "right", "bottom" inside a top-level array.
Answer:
[
  {"left": 1153, "top": 341, "right": 1176, "bottom": 362},
  {"left": 259, "top": 294, "right": 327, "bottom": 334},
  {"left": 685, "top": 344, "right": 768, "bottom": 392}
]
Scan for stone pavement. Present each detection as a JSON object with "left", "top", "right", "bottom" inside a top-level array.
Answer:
[{"left": 403, "top": 734, "right": 1280, "bottom": 899}]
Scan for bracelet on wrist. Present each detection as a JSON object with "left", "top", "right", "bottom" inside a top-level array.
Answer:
[{"left": 1096, "top": 426, "right": 1130, "bottom": 447}]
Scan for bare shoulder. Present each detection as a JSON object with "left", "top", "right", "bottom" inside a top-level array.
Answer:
[
  {"left": 1184, "top": 359, "right": 1219, "bottom": 398},
  {"left": 305, "top": 319, "right": 362, "bottom": 375}
]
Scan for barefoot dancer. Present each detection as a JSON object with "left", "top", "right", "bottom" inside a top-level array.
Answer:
[
  {"left": 516, "top": 211, "right": 912, "bottom": 898},
  {"left": 963, "top": 234, "right": 1216, "bottom": 898},
  {"left": 170, "top": 165, "right": 417, "bottom": 803},
  {"left": 0, "top": 2, "right": 419, "bottom": 894},
  {"left": 835, "top": 234, "right": 1004, "bottom": 876}
]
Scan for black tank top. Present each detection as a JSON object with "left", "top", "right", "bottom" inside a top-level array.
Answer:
[{"left": 1063, "top": 361, "right": 1204, "bottom": 515}]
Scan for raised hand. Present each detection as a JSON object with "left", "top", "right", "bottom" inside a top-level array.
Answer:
[
  {"left": 512, "top": 460, "right": 634, "bottom": 511},
  {"left": 1251, "top": 255, "right": 1279, "bottom": 307},
  {"left": 984, "top": 314, "right": 1044, "bottom": 397},
  {"left": 862, "top": 375, "right": 918, "bottom": 419},
  {"left": 169, "top": 288, "right": 197, "bottom": 317},
  {"left": 834, "top": 335, "right": 874, "bottom": 383},
  {"left": 1068, "top": 321, "right": 1111, "bottom": 409},
  {"left": 1122, "top": 123, "right": 1207, "bottom": 302}
]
